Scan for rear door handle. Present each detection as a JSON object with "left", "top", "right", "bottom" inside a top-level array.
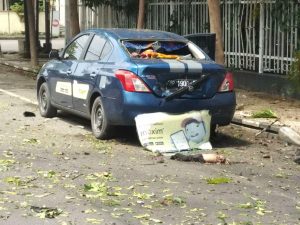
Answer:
[
  {"left": 90, "top": 71, "right": 97, "bottom": 78},
  {"left": 66, "top": 69, "right": 72, "bottom": 75}
]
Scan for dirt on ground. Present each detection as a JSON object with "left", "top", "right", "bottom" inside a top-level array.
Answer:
[
  {"left": 235, "top": 89, "right": 300, "bottom": 134},
  {"left": 0, "top": 65, "right": 299, "bottom": 225}
]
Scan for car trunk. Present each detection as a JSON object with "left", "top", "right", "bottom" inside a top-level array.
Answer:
[{"left": 132, "top": 58, "right": 225, "bottom": 99}]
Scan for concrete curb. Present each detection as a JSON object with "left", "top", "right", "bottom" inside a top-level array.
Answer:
[
  {"left": 1, "top": 58, "right": 300, "bottom": 146},
  {"left": 231, "top": 117, "right": 280, "bottom": 133},
  {"left": 232, "top": 117, "right": 300, "bottom": 146},
  {"left": 0, "top": 59, "right": 38, "bottom": 74}
]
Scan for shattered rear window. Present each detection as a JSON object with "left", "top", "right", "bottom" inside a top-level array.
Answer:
[{"left": 122, "top": 40, "right": 205, "bottom": 60}]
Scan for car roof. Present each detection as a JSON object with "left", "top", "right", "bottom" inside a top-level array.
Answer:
[{"left": 86, "top": 28, "right": 188, "bottom": 42}]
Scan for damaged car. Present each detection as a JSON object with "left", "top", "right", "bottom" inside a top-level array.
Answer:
[{"left": 37, "top": 28, "right": 236, "bottom": 139}]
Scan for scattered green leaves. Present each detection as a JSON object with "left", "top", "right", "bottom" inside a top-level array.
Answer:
[
  {"left": 86, "top": 218, "right": 103, "bottom": 224},
  {"left": 238, "top": 197, "right": 272, "bottom": 216},
  {"left": 86, "top": 172, "right": 115, "bottom": 181},
  {"left": 237, "top": 202, "right": 253, "bottom": 209},
  {"left": 23, "top": 138, "right": 40, "bottom": 145},
  {"left": 161, "top": 194, "right": 185, "bottom": 206},
  {"left": 0, "top": 159, "right": 15, "bottom": 171},
  {"left": 251, "top": 109, "right": 277, "bottom": 118},
  {"left": 4, "top": 176, "right": 22, "bottom": 186},
  {"left": 206, "top": 177, "right": 232, "bottom": 185},
  {"left": 133, "top": 192, "right": 154, "bottom": 200},
  {"left": 84, "top": 182, "right": 108, "bottom": 195},
  {"left": 85, "top": 134, "right": 114, "bottom": 153}
]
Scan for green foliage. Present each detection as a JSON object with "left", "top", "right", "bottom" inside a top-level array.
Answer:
[
  {"left": 82, "top": 0, "right": 139, "bottom": 14},
  {"left": 9, "top": 0, "right": 45, "bottom": 15},
  {"left": 288, "top": 51, "right": 300, "bottom": 92},
  {"left": 271, "top": 0, "right": 300, "bottom": 31},
  {"left": 10, "top": 2, "right": 24, "bottom": 15},
  {"left": 251, "top": 109, "right": 277, "bottom": 118}
]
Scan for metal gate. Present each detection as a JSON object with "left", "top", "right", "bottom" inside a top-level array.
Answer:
[
  {"left": 147, "top": 0, "right": 209, "bottom": 34},
  {"left": 79, "top": 0, "right": 299, "bottom": 75},
  {"left": 78, "top": 0, "right": 137, "bottom": 30},
  {"left": 147, "top": 0, "right": 299, "bottom": 75},
  {"left": 222, "top": 0, "right": 299, "bottom": 74}
]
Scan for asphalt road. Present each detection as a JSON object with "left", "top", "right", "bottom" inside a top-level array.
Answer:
[{"left": 0, "top": 65, "right": 299, "bottom": 225}]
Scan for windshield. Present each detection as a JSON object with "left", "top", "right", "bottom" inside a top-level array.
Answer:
[{"left": 122, "top": 40, "right": 206, "bottom": 60}]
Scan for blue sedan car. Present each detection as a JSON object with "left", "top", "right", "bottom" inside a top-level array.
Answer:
[{"left": 37, "top": 29, "right": 236, "bottom": 139}]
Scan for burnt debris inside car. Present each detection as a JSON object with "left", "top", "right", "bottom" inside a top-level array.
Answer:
[{"left": 123, "top": 41, "right": 196, "bottom": 60}]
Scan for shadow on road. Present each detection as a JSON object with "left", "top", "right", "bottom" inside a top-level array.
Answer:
[
  {"left": 55, "top": 111, "right": 252, "bottom": 149},
  {"left": 56, "top": 111, "right": 141, "bottom": 146},
  {"left": 211, "top": 132, "right": 252, "bottom": 148}
]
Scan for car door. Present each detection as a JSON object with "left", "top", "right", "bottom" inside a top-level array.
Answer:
[
  {"left": 72, "top": 34, "right": 111, "bottom": 113},
  {"left": 48, "top": 34, "right": 90, "bottom": 109}
]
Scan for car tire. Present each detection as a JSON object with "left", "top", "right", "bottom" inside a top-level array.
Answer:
[
  {"left": 38, "top": 83, "right": 57, "bottom": 118},
  {"left": 210, "top": 124, "right": 217, "bottom": 138},
  {"left": 91, "top": 96, "right": 113, "bottom": 139}
]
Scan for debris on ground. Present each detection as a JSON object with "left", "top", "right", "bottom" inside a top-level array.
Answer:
[
  {"left": 295, "top": 148, "right": 300, "bottom": 164},
  {"left": 170, "top": 153, "right": 227, "bottom": 164},
  {"left": 255, "top": 119, "right": 279, "bottom": 137},
  {"left": 23, "top": 111, "right": 36, "bottom": 117},
  {"left": 251, "top": 109, "right": 277, "bottom": 118},
  {"left": 30, "top": 206, "right": 63, "bottom": 219}
]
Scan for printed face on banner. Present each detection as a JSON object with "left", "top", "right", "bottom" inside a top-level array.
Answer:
[{"left": 183, "top": 119, "right": 206, "bottom": 143}]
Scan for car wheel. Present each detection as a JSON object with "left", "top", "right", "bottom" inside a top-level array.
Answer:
[
  {"left": 91, "top": 96, "right": 113, "bottom": 139},
  {"left": 38, "top": 82, "right": 57, "bottom": 118}
]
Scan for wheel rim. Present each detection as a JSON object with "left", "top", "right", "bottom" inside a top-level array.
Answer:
[
  {"left": 40, "top": 89, "right": 48, "bottom": 112},
  {"left": 94, "top": 104, "right": 104, "bottom": 132}
]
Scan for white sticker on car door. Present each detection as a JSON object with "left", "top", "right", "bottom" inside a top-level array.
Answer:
[
  {"left": 73, "top": 80, "right": 89, "bottom": 99},
  {"left": 56, "top": 81, "right": 72, "bottom": 96}
]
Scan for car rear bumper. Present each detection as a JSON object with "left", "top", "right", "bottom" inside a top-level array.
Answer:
[{"left": 102, "top": 91, "right": 236, "bottom": 126}]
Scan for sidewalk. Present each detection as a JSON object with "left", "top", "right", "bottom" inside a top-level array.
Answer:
[
  {"left": 0, "top": 53, "right": 300, "bottom": 146},
  {"left": 0, "top": 38, "right": 65, "bottom": 53}
]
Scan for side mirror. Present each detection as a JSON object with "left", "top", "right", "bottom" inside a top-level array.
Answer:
[{"left": 49, "top": 49, "right": 60, "bottom": 59}]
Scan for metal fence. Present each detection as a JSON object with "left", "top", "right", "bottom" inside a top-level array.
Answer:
[
  {"left": 79, "top": 0, "right": 299, "bottom": 75},
  {"left": 222, "top": 0, "right": 299, "bottom": 74},
  {"left": 78, "top": 0, "right": 137, "bottom": 30}
]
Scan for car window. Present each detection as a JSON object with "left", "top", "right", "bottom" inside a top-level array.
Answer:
[
  {"left": 122, "top": 40, "right": 206, "bottom": 60},
  {"left": 100, "top": 41, "right": 112, "bottom": 59},
  {"left": 85, "top": 35, "right": 107, "bottom": 60},
  {"left": 63, "top": 35, "right": 89, "bottom": 60}
]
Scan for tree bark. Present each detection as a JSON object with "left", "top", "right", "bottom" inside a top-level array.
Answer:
[
  {"left": 207, "top": 0, "right": 224, "bottom": 65},
  {"left": 24, "top": 0, "right": 30, "bottom": 58},
  {"left": 137, "top": 0, "right": 145, "bottom": 29},
  {"left": 69, "top": 0, "right": 80, "bottom": 38},
  {"left": 26, "top": 0, "right": 38, "bottom": 66},
  {"left": 44, "top": 0, "right": 52, "bottom": 53},
  {"left": 65, "top": 0, "right": 80, "bottom": 43}
]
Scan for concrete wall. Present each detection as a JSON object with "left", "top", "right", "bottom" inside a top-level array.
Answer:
[
  {"left": 0, "top": 11, "right": 46, "bottom": 34},
  {"left": 234, "top": 70, "right": 300, "bottom": 100}
]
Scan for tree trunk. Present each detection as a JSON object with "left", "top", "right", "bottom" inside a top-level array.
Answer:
[
  {"left": 137, "top": 0, "right": 145, "bottom": 29},
  {"left": 35, "top": 0, "right": 40, "bottom": 49},
  {"left": 70, "top": 0, "right": 80, "bottom": 37},
  {"left": 44, "top": 0, "right": 52, "bottom": 53},
  {"left": 26, "top": 0, "right": 38, "bottom": 66},
  {"left": 207, "top": 0, "right": 224, "bottom": 65},
  {"left": 24, "top": 0, "right": 30, "bottom": 58}
]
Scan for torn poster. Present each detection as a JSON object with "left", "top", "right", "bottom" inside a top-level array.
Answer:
[{"left": 135, "top": 110, "right": 212, "bottom": 153}]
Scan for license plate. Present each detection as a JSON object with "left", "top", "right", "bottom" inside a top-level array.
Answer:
[{"left": 166, "top": 79, "right": 196, "bottom": 89}]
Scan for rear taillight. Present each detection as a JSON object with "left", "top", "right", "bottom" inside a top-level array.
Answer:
[
  {"left": 115, "top": 70, "right": 151, "bottom": 93},
  {"left": 218, "top": 71, "right": 234, "bottom": 92}
]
